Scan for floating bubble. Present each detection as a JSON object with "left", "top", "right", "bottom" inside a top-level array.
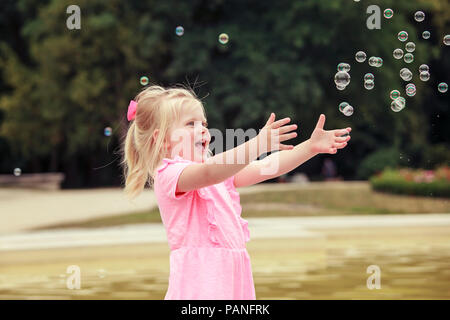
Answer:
[
  {"left": 368, "top": 56, "right": 378, "bottom": 67},
  {"left": 384, "top": 9, "right": 394, "bottom": 19},
  {"left": 339, "top": 102, "right": 349, "bottom": 113},
  {"left": 334, "top": 71, "right": 351, "bottom": 87},
  {"left": 391, "top": 97, "right": 406, "bottom": 112},
  {"left": 444, "top": 35, "right": 450, "bottom": 46},
  {"left": 405, "top": 83, "right": 416, "bottom": 97},
  {"left": 336, "top": 83, "right": 346, "bottom": 91},
  {"left": 218, "top": 33, "right": 229, "bottom": 44},
  {"left": 419, "top": 64, "right": 429, "bottom": 73},
  {"left": 398, "top": 31, "right": 408, "bottom": 42},
  {"left": 364, "top": 73, "right": 374, "bottom": 81},
  {"left": 393, "top": 48, "right": 404, "bottom": 59},
  {"left": 404, "top": 53, "right": 414, "bottom": 64},
  {"left": 405, "top": 42, "right": 416, "bottom": 53},
  {"left": 343, "top": 105, "right": 354, "bottom": 116},
  {"left": 175, "top": 26, "right": 184, "bottom": 36},
  {"left": 13, "top": 168, "right": 21, "bottom": 176},
  {"left": 364, "top": 80, "right": 375, "bottom": 90},
  {"left": 139, "top": 76, "right": 149, "bottom": 86},
  {"left": 375, "top": 57, "right": 383, "bottom": 67},
  {"left": 355, "top": 51, "right": 366, "bottom": 63},
  {"left": 400, "top": 68, "right": 413, "bottom": 81},
  {"left": 438, "top": 82, "right": 448, "bottom": 93},
  {"left": 414, "top": 11, "right": 425, "bottom": 22},
  {"left": 104, "top": 127, "right": 112, "bottom": 137},
  {"left": 422, "top": 31, "right": 431, "bottom": 39},
  {"left": 419, "top": 71, "right": 430, "bottom": 82},
  {"left": 390, "top": 90, "right": 401, "bottom": 100},
  {"left": 97, "top": 269, "right": 107, "bottom": 279}
]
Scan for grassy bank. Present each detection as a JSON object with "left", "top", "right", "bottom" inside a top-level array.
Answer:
[{"left": 32, "top": 182, "right": 450, "bottom": 231}]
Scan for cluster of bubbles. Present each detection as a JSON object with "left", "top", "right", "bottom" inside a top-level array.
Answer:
[
  {"left": 338, "top": 102, "right": 354, "bottom": 117},
  {"left": 364, "top": 72, "right": 375, "bottom": 90},
  {"left": 405, "top": 83, "right": 417, "bottom": 97},
  {"left": 400, "top": 68, "right": 413, "bottom": 81},
  {"left": 334, "top": 63, "right": 351, "bottom": 90},
  {"left": 175, "top": 25, "right": 230, "bottom": 45},
  {"left": 419, "top": 64, "right": 430, "bottom": 82},
  {"left": 391, "top": 96, "right": 406, "bottom": 112},
  {"left": 368, "top": 56, "right": 383, "bottom": 67}
]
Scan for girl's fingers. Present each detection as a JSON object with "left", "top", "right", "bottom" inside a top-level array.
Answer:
[
  {"left": 334, "top": 129, "right": 350, "bottom": 137},
  {"left": 279, "top": 132, "right": 297, "bottom": 142},
  {"left": 265, "top": 113, "right": 275, "bottom": 127},
  {"left": 271, "top": 117, "right": 291, "bottom": 129},
  {"left": 279, "top": 124, "right": 298, "bottom": 134},
  {"left": 279, "top": 144, "right": 294, "bottom": 151},
  {"left": 335, "top": 136, "right": 350, "bottom": 143},
  {"left": 329, "top": 147, "right": 337, "bottom": 154},
  {"left": 333, "top": 142, "right": 347, "bottom": 149}
]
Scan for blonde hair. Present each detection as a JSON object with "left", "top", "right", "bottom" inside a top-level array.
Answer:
[{"left": 120, "top": 85, "right": 212, "bottom": 201}]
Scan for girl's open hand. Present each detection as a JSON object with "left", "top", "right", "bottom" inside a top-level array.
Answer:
[
  {"left": 309, "top": 114, "right": 351, "bottom": 154},
  {"left": 258, "top": 113, "right": 298, "bottom": 154}
]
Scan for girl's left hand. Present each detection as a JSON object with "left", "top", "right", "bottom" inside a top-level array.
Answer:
[{"left": 309, "top": 114, "right": 351, "bottom": 154}]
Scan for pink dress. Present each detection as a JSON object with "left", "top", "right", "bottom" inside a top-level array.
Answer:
[{"left": 154, "top": 155, "right": 256, "bottom": 300}]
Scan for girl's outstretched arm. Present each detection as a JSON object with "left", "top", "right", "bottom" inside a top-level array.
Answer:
[
  {"left": 176, "top": 114, "right": 297, "bottom": 193},
  {"left": 233, "top": 114, "right": 351, "bottom": 188}
]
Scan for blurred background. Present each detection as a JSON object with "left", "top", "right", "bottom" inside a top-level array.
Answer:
[{"left": 0, "top": 0, "right": 449, "bottom": 300}]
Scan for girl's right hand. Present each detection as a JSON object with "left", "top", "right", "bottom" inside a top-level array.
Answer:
[{"left": 257, "top": 113, "right": 298, "bottom": 154}]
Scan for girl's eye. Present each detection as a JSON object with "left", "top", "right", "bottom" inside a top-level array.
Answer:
[{"left": 187, "top": 121, "right": 208, "bottom": 127}]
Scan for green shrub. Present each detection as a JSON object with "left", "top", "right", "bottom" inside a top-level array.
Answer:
[
  {"left": 370, "top": 167, "right": 450, "bottom": 198},
  {"left": 357, "top": 148, "right": 400, "bottom": 180}
]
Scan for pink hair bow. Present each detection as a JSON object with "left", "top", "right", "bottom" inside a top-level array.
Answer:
[{"left": 127, "top": 100, "right": 137, "bottom": 121}]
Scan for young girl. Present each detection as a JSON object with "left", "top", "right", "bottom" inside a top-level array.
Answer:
[{"left": 121, "top": 85, "right": 351, "bottom": 300}]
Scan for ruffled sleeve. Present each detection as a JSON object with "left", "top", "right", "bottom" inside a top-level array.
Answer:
[
  {"left": 156, "top": 155, "right": 195, "bottom": 200},
  {"left": 223, "top": 175, "right": 251, "bottom": 243}
]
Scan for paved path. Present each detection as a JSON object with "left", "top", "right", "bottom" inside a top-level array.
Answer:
[
  {"left": 1, "top": 214, "right": 449, "bottom": 251},
  {"left": 0, "top": 182, "right": 367, "bottom": 235}
]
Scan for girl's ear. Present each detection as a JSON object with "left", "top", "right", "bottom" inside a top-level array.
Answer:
[{"left": 153, "top": 129, "right": 171, "bottom": 150}]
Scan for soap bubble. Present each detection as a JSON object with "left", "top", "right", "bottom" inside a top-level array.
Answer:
[
  {"left": 364, "top": 73, "right": 374, "bottom": 81},
  {"left": 334, "top": 71, "right": 351, "bottom": 87},
  {"left": 400, "top": 68, "right": 413, "bottom": 81},
  {"left": 384, "top": 9, "right": 394, "bottom": 19},
  {"left": 391, "top": 97, "right": 406, "bottom": 112},
  {"left": 405, "top": 42, "right": 416, "bottom": 53},
  {"left": 104, "top": 127, "right": 112, "bottom": 137},
  {"left": 139, "top": 76, "right": 149, "bottom": 86},
  {"left": 337, "top": 63, "right": 350, "bottom": 72},
  {"left": 390, "top": 90, "right": 401, "bottom": 100},
  {"left": 218, "top": 33, "right": 229, "bottom": 44},
  {"left": 13, "top": 168, "right": 21, "bottom": 176},
  {"left": 375, "top": 57, "right": 383, "bottom": 67},
  {"left": 422, "top": 31, "right": 431, "bottom": 39},
  {"left": 336, "top": 84, "right": 346, "bottom": 91},
  {"left": 339, "top": 102, "right": 349, "bottom": 113},
  {"left": 419, "top": 71, "right": 430, "bottom": 82},
  {"left": 404, "top": 53, "right": 414, "bottom": 64},
  {"left": 97, "top": 269, "right": 107, "bottom": 279},
  {"left": 355, "top": 51, "right": 366, "bottom": 63},
  {"left": 444, "top": 35, "right": 450, "bottom": 46},
  {"left": 398, "top": 31, "right": 408, "bottom": 42},
  {"left": 414, "top": 11, "right": 425, "bottom": 22},
  {"left": 343, "top": 105, "right": 354, "bottom": 116},
  {"left": 405, "top": 83, "right": 416, "bottom": 97},
  {"left": 419, "top": 64, "right": 429, "bottom": 73},
  {"left": 368, "top": 56, "right": 378, "bottom": 67},
  {"left": 438, "top": 82, "right": 448, "bottom": 93},
  {"left": 175, "top": 26, "right": 184, "bottom": 36},
  {"left": 364, "top": 80, "right": 375, "bottom": 90},
  {"left": 393, "top": 48, "right": 404, "bottom": 59}
]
